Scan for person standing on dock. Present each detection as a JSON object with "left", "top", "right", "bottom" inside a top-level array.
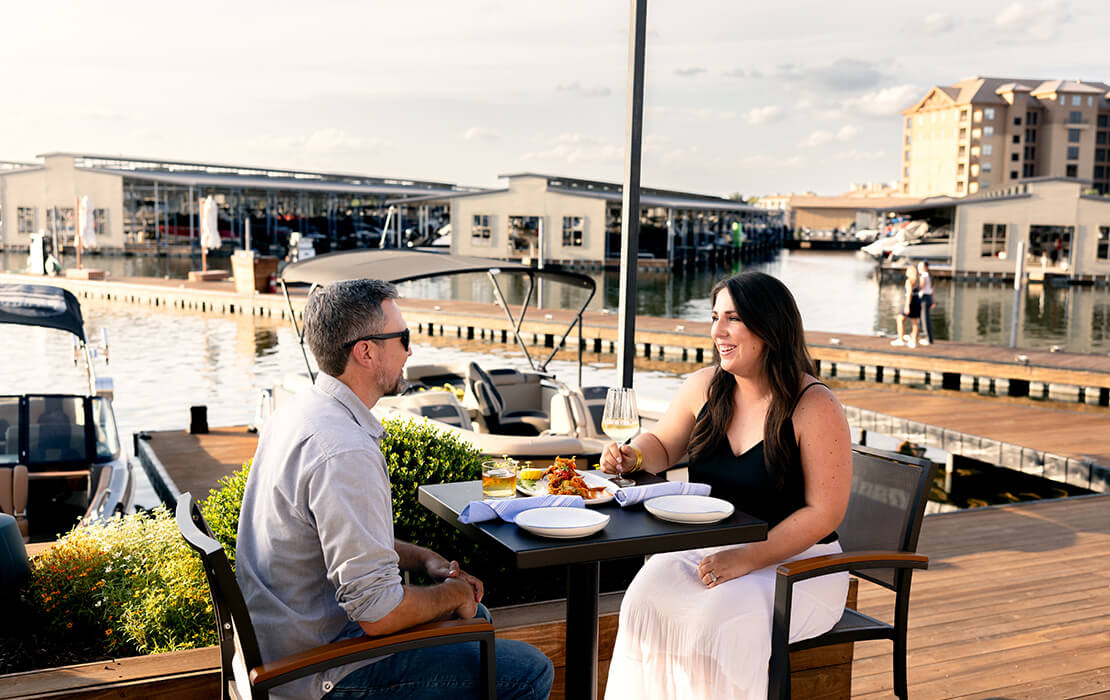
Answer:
[
  {"left": 235, "top": 278, "right": 553, "bottom": 700},
  {"left": 891, "top": 265, "right": 921, "bottom": 348},
  {"left": 917, "top": 260, "right": 935, "bottom": 346}
]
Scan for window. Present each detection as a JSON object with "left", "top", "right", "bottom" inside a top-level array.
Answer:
[
  {"left": 1025, "top": 128, "right": 1037, "bottom": 143},
  {"left": 905, "top": 133, "right": 911, "bottom": 145},
  {"left": 904, "top": 149, "right": 911, "bottom": 162},
  {"left": 1099, "top": 149, "right": 1108, "bottom": 162},
  {"left": 905, "top": 117, "right": 912, "bottom": 129},
  {"left": 971, "top": 164, "right": 980, "bottom": 176},
  {"left": 1099, "top": 114, "right": 1109, "bottom": 128},
  {"left": 1026, "top": 111, "right": 1038, "bottom": 126},
  {"left": 1089, "top": 96, "right": 1095, "bottom": 107},
  {"left": 17, "top": 207, "right": 35, "bottom": 234},
  {"left": 1012, "top": 134, "right": 1021, "bottom": 144},
  {"left": 982, "top": 223, "right": 1007, "bottom": 257},
  {"left": 1069, "top": 128, "right": 1081, "bottom": 142},
  {"left": 960, "top": 110, "right": 969, "bottom": 122},
  {"left": 903, "top": 166, "right": 910, "bottom": 177},
  {"left": 471, "top": 214, "right": 491, "bottom": 245},
  {"left": 1010, "top": 170, "right": 1019, "bottom": 180},
  {"left": 984, "top": 108, "right": 995, "bottom": 120},
  {"left": 956, "top": 181, "right": 965, "bottom": 193},
  {"left": 959, "top": 127, "right": 968, "bottom": 139},
  {"left": 969, "top": 182, "right": 979, "bottom": 193},
  {"left": 1069, "top": 111, "right": 1083, "bottom": 124},
  {"left": 983, "top": 144, "right": 993, "bottom": 155},
  {"left": 1072, "top": 95, "right": 1082, "bottom": 106},
  {"left": 971, "top": 145, "right": 981, "bottom": 157},
  {"left": 983, "top": 126, "right": 995, "bottom": 137},
  {"left": 957, "top": 163, "right": 966, "bottom": 175},
  {"left": 1014, "top": 117, "right": 1022, "bottom": 126},
  {"left": 1023, "top": 163, "right": 1036, "bottom": 177},
  {"left": 1066, "top": 164, "right": 1078, "bottom": 178},
  {"left": 1024, "top": 145, "right": 1036, "bottom": 160},
  {"left": 1098, "top": 132, "right": 1108, "bottom": 145},
  {"left": 1011, "top": 152, "right": 1020, "bottom": 161},
  {"left": 982, "top": 161, "right": 992, "bottom": 172},
  {"left": 93, "top": 208, "right": 108, "bottom": 237},
  {"left": 1099, "top": 226, "right": 1110, "bottom": 260},
  {"left": 980, "top": 179, "right": 991, "bottom": 188},
  {"left": 1096, "top": 166, "right": 1106, "bottom": 179},
  {"left": 972, "top": 128, "right": 982, "bottom": 139},
  {"left": 974, "top": 110, "right": 983, "bottom": 123},
  {"left": 958, "top": 144, "right": 967, "bottom": 156},
  {"left": 1067, "top": 146, "right": 1079, "bottom": 160},
  {"left": 561, "top": 216, "right": 584, "bottom": 247}
]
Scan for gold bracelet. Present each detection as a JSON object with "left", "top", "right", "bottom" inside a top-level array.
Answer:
[{"left": 627, "top": 444, "right": 644, "bottom": 473}]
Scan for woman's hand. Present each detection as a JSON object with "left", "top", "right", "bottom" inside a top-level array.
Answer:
[
  {"left": 600, "top": 441, "right": 637, "bottom": 474},
  {"left": 697, "top": 548, "right": 756, "bottom": 588}
]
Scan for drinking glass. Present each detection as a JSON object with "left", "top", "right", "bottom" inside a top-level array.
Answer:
[
  {"left": 481, "top": 458, "right": 518, "bottom": 499},
  {"left": 602, "top": 387, "right": 640, "bottom": 487}
]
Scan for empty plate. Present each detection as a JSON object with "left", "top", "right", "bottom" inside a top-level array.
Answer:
[
  {"left": 514, "top": 507, "right": 610, "bottom": 539},
  {"left": 644, "top": 495, "right": 735, "bottom": 524}
]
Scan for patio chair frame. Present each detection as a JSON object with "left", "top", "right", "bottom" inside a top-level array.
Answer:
[{"left": 768, "top": 445, "right": 937, "bottom": 700}]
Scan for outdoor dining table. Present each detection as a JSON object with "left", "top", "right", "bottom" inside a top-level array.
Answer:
[{"left": 417, "top": 476, "right": 768, "bottom": 700}]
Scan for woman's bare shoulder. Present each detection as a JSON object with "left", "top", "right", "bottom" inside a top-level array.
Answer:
[
  {"left": 793, "top": 377, "right": 844, "bottom": 425},
  {"left": 671, "top": 366, "right": 716, "bottom": 411}
]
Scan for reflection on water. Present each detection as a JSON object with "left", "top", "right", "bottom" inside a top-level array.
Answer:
[{"left": 0, "top": 251, "right": 232, "bottom": 279}]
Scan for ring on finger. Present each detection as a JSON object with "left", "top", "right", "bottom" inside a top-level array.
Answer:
[{"left": 708, "top": 571, "right": 718, "bottom": 583}]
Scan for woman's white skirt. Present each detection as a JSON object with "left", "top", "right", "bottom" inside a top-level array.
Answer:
[{"left": 605, "top": 541, "right": 848, "bottom": 700}]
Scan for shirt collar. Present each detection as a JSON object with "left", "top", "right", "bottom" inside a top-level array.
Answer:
[{"left": 313, "top": 372, "right": 385, "bottom": 439}]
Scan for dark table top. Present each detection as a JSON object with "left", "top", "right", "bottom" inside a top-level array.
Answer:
[{"left": 418, "top": 480, "right": 768, "bottom": 569}]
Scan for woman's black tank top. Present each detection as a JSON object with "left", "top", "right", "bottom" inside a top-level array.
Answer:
[{"left": 688, "top": 382, "right": 838, "bottom": 544}]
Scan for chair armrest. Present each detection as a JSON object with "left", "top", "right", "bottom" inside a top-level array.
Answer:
[
  {"left": 249, "top": 618, "right": 495, "bottom": 690},
  {"left": 776, "top": 551, "right": 928, "bottom": 583}
]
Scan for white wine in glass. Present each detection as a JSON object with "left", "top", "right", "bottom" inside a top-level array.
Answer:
[{"left": 603, "top": 387, "right": 639, "bottom": 487}]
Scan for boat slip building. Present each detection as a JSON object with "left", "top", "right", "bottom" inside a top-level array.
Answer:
[
  {"left": 394, "top": 172, "right": 783, "bottom": 267},
  {"left": 0, "top": 152, "right": 464, "bottom": 254}
]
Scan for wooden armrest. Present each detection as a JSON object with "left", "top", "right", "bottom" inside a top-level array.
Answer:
[
  {"left": 776, "top": 551, "right": 928, "bottom": 580},
  {"left": 249, "top": 618, "right": 494, "bottom": 688}
]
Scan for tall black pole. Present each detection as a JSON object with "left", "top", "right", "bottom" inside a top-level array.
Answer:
[{"left": 617, "top": 0, "right": 648, "bottom": 389}]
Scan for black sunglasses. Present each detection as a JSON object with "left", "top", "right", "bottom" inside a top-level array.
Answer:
[{"left": 343, "top": 328, "right": 411, "bottom": 351}]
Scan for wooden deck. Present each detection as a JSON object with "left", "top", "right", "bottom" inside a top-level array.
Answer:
[
  {"left": 135, "top": 426, "right": 258, "bottom": 504},
  {"left": 853, "top": 493, "right": 1110, "bottom": 699}
]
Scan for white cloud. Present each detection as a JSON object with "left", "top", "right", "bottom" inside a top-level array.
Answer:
[
  {"left": 723, "top": 68, "right": 746, "bottom": 78},
  {"left": 922, "top": 12, "right": 955, "bottom": 35},
  {"left": 556, "top": 82, "right": 611, "bottom": 98},
  {"left": 463, "top": 127, "right": 499, "bottom": 142},
  {"left": 273, "top": 128, "right": 389, "bottom": 153},
  {"left": 800, "top": 125, "right": 860, "bottom": 148},
  {"left": 647, "top": 106, "right": 737, "bottom": 120},
  {"left": 743, "top": 105, "right": 784, "bottom": 125},
  {"left": 840, "top": 84, "right": 921, "bottom": 118},
  {"left": 995, "top": 0, "right": 1070, "bottom": 42},
  {"left": 833, "top": 150, "right": 887, "bottom": 161},
  {"left": 520, "top": 133, "right": 622, "bottom": 163},
  {"left": 736, "top": 154, "right": 803, "bottom": 168},
  {"left": 674, "top": 67, "right": 707, "bottom": 77}
]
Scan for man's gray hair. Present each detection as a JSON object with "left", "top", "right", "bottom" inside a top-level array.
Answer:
[{"left": 303, "top": 279, "right": 399, "bottom": 376}]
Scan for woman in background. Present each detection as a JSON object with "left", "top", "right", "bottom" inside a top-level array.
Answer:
[
  {"left": 600, "top": 271, "right": 851, "bottom": 699},
  {"left": 891, "top": 265, "right": 921, "bottom": 348}
]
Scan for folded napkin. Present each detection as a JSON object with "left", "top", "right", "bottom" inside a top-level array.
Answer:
[
  {"left": 614, "top": 481, "right": 712, "bottom": 507},
  {"left": 458, "top": 494, "right": 585, "bottom": 524}
]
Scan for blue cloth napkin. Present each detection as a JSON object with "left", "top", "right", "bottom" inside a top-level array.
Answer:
[
  {"left": 458, "top": 494, "right": 585, "bottom": 523},
  {"left": 614, "top": 481, "right": 712, "bottom": 507}
]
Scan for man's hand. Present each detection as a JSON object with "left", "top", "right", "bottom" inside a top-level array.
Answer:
[
  {"left": 443, "top": 577, "right": 479, "bottom": 620},
  {"left": 426, "top": 555, "right": 484, "bottom": 603}
]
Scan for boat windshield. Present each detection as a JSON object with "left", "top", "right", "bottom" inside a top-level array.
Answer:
[{"left": 0, "top": 395, "right": 121, "bottom": 468}]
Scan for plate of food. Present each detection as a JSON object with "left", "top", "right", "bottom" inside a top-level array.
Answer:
[{"left": 517, "top": 457, "right": 618, "bottom": 505}]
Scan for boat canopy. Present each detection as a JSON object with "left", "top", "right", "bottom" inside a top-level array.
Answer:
[
  {"left": 0, "top": 283, "right": 86, "bottom": 342},
  {"left": 279, "top": 249, "right": 597, "bottom": 380},
  {"left": 280, "top": 248, "right": 596, "bottom": 292}
]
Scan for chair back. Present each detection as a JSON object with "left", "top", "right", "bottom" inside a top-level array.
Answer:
[
  {"left": 0, "top": 466, "right": 29, "bottom": 541},
  {"left": 838, "top": 446, "right": 937, "bottom": 590},
  {"left": 467, "top": 363, "right": 506, "bottom": 425},
  {"left": 176, "top": 492, "right": 263, "bottom": 699}
]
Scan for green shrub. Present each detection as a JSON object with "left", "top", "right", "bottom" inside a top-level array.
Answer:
[{"left": 200, "top": 463, "right": 251, "bottom": 569}]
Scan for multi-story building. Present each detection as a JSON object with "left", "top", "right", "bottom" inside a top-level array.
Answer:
[{"left": 901, "top": 77, "right": 1110, "bottom": 197}]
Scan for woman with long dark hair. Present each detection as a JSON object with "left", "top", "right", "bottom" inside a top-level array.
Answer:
[{"left": 600, "top": 271, "right": 851, "bottom": 699}]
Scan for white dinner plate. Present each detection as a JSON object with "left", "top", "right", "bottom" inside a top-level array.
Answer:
[
  {"left": 514, "top": 507, "right": 610, "bottom": 539},
  {"left": 644, "top": 495, "right": 735, "bottom": 524},
  {"left": 517, "top": 470, "right": 618, "bottom": 505}
]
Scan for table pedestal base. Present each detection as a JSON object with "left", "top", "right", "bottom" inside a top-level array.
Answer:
[{"left": 565, "top": 561, "right": 600, "bottom": 700}]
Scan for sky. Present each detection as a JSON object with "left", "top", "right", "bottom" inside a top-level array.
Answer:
[{"left": 0, "top": 0, "right": 1105, "bottom": 198}]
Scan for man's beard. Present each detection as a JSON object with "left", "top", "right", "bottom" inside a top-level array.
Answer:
[{"left": 380, "top": 367, "right": 404, "bottom": 396}]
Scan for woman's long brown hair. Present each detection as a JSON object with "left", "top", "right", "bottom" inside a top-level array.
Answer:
[{"left": 687, "top": 272, "right": 816, "bottom": 484}]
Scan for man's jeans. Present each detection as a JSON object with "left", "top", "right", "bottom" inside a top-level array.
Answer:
[
  {"left": 326, "top": 606, "right": 553, "bottom": 699},
  {"left": 919, "top": 293, "right": 934, "bottom": 343}
]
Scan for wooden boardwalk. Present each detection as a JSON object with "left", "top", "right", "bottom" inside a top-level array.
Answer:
[{"left": 853, "top": 493, "right": 1110, "bottom": 699}]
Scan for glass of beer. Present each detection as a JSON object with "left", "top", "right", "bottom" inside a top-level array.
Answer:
[{"left": 482, "top": 458, "right": 518, "bottom": 499}]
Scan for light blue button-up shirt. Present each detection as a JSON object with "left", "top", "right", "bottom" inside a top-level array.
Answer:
[{"left": 236, "top": 372, "right": 404, "bottom": 700}]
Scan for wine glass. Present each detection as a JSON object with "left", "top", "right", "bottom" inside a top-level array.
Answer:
[{"left": 602, "top": 387, "right": 640, "bottom": 487}]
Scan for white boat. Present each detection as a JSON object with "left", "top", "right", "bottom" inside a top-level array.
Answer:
[
  {"left": 260, "top": 249, "right": 620, "bottom": 462},
  {"left": 888, "top": 237, "right": 951, "bottom": 261},
  {"left": 0, "top": 283, "right": 135, "bottom": 542}
]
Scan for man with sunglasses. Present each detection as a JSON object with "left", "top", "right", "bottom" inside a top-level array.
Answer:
[{"left": 237, "top": 279, "right": 553, "bottom": 700}]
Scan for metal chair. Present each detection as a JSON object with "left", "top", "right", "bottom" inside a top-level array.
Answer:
[
  {"left": 175, "top": 492, "right": 497, "bottom": 700},
  {"left": 769, "top": 445, "right": 937, "bottom": 699}
]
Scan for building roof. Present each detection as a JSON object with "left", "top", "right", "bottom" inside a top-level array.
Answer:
[
  {"left": 788, "top": 194, "right": 922, "bottom": 210},
  {"left": 501, "top": 172, "right": 760, "bottom": 211},
  {"left": 905, "top": 76, "right": 1110, "bottom": 113}
]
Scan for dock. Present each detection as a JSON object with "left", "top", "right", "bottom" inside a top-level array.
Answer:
[
  {"left": 8, "top": 271, "right": 1108, "bottom": 408},
  {"left": 128, "top": 425, "right": 1110, "bottom": 698}
]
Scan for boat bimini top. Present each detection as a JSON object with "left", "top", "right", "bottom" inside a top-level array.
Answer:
[{"left": 280, "top": 249, "right": 597, "bottom": 383}]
